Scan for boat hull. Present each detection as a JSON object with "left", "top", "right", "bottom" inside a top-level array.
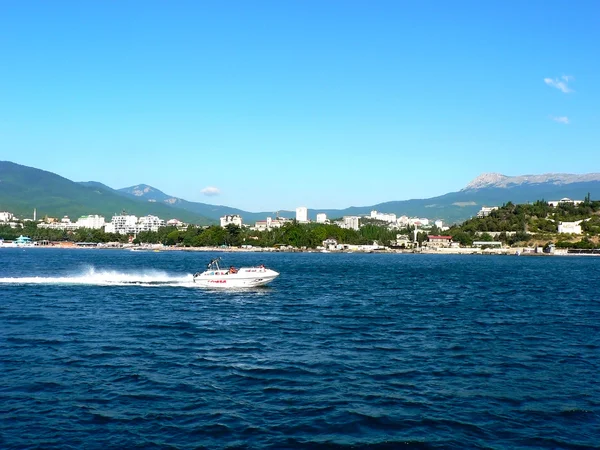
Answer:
[{"left": 193, "top": 268, "right": 279, "bottom": 288}]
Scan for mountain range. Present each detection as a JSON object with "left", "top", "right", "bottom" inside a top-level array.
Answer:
[{"left": 2, "top": 160, "right": 600, "bottom": 225}]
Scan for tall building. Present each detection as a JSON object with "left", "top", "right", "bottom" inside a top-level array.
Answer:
[
  {"left": 105, "top": 214, "right": 138, "bottom": 234},
  {"left": 296, "top": 206, "right": 308, "bottom": 223},
  {"left": 137, "top": 215, "right": 166, "bottom": 232},
  {"left": 342, "top": 216, "right": 360, "bottom": 230},
  {"left": 316, "top": 213, "right": 327, "bottom": 223}
]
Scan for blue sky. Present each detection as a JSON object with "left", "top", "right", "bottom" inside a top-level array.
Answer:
[{"left": 1, "top": 1, "right": 599, "bottom": 212}]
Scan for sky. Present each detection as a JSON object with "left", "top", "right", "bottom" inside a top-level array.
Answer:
[{"left": 1, "top": 1, "right": 599, "bottom": 212}]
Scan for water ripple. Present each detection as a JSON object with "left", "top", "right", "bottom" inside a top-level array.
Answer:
[{"left": 1, "top": 250, "right": 599, "bottom": 449}]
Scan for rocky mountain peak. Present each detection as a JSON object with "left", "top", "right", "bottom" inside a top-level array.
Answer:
[
  {"left": 463, "top": 172, "right": 600, "bottom": 191},
  {"left": 463, "top": 173, "right": 508, "bottom": 190},
  {"left": 129, "top": 184, "right": 155, "bottom": 197}
]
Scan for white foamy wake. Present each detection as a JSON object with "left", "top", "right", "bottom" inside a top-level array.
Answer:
[{"left": 0, "top": 266, "right": 196, "bottom": 287}]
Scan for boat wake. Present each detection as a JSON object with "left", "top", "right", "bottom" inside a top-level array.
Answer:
[{"left": 0, "top": 267, "right": 196, "bottom": 287}]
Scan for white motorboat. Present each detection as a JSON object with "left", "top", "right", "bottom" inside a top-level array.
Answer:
[{"left": 193, "top": 258, "right": 279, "bottom": 288}]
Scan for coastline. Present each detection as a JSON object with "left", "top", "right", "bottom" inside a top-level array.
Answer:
[{"left": 2, "top": 243, "right": 598, "bottom": 256}]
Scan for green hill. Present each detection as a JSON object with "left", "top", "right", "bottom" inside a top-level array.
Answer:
[{"left": 0, "top": 161, "right": 213, "bottom": 224}]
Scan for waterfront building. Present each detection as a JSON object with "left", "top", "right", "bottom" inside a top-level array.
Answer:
[
  {"left": 395, "top": 234, "right": 414, "bottom": 248},
  {"left": 426, "top": 235, "right": 453, "bottom": 248},
  {"left": 322, "top": 238, "right": 338, "bottom": 250},
  {"left": 296, "top": 207, "right": 308, "bottom": 223},
  {"left": 14, "top": 235, "right": 33, "bottom": 246},
  {"left": 220, "top": 214, "right": 243, "bottom": 228},
  {"left": 316, "top": 213, "right": 327, "bottom": 223},
  {"left": 473, "top": 241, "right": 503, "bottom": 247}
]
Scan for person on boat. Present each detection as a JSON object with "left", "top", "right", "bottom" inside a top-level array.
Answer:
[
  {"left": 259, "top": 264, "right": 265, "bottom": 269},
  {"left": 229, "top": 266, "right": 237, "bottom": 274}
]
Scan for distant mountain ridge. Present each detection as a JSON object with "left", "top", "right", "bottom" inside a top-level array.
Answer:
[
  {"left": 2, "top": 161, "right": 600, "bottom": 225},
  {"left": 117, "top": 184, "right": 271, "bottom": 223},
  {"left": 118, "top": 173, "right": 600, "bottom": 224},
  {"left": 0, "top": 161, "right": 213, "bottom": 224},
  {"left": 464, "top": 172, "right": 600, "bottom": 190}
]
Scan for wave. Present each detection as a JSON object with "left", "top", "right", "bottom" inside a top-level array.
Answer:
[{"left": 0, "top": 267, "right": 195, "bottom": 287}]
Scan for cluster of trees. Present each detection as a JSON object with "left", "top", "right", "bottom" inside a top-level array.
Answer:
[
  {"left": 0, "top": 220, "right": 401, "bottom": 249},
  {"left": 0, "top": 222, "right": 130, "bottom": 243},
  {"left": 444, "top": 196, "right": 600, "bottom": 248},
  {"left": 135, "top": 222, "right": 401, "bottom": 249}
]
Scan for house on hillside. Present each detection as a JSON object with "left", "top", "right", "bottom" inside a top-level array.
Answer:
[
  {"left": 548, "top": 198, "right": 583, "bottom": 207},
  {"left": 558, "top": 220, "right": 583, "bottom": 234},
  {"left": 476, "top": 206, "right": 498, "bottom": 218}
]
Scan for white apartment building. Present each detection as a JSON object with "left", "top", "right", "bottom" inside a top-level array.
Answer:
[
  {"left": 75, "top": 215, "right": 106, "bottom": 229},
  {"left": 316, "top": 213, "right": 327, "bottom": 223},
  {"left": 105, "top": 214, "right": 138, "bottom": 235},
  {"left": 477, "top": 206, "right": 499, "bottom": 218},
  {"left": 0, "top": 211, "right": 14, "bottom": 222},
  {"left": 341, "top": 216, "right": 360, "bottom": 231},
  {"left": 370, "top": 210, "right": 397, "bottom": 223},
  {"left": 296, "top": 206, "right": 308, "bottom": 223},
  {"left": 137, "top": 215, "right": 166, "bottom": 232},
  {"left": 558, "top": 220, "right": 583, "bottom": 234},
  {"left": 220, "top": 214, "right": 243, "bottom": 228}
]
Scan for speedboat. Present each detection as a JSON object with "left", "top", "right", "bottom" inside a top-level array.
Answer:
[{"left": 193, "top": 258, "right": 279, "bottom": 287}]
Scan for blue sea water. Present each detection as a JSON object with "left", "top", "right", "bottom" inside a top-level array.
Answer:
[{"left": 0, "top": 248, "right": 599, "bottom": 449}]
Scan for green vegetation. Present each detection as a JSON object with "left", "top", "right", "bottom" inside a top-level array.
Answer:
[
  {"left": 135, "top": 222, "right": 399, "bottom": 248},
  {"left": 0, "top": 161, "right": 213, "bottom": 225},
  {"left": 0, "top": 220, "right": 400, "bottom": 249},
  {"left": 445, "top": 198, "right": 600, "bottom": 248},
  {"left": 0, "top": 222, "right": 130, "bottom": 243}
]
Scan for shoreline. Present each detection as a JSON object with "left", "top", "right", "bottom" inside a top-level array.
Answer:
[{"left": 2, "top": 243, "right": 599, "bottom": 256}]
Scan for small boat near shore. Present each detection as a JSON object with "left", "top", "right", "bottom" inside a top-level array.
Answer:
[{"left": 193, "top": 258, "right": 279, "bottom": 287}]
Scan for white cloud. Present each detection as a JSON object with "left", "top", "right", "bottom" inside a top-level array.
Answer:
[
  {"left": 201, "top": 186, "right": 221, "bottom": 196},
  {"left": 550, "top": 116, "right": 570, "bottom": 124},
  {"left": 544, "top": 75, "right": 574, "bottom": 93}
]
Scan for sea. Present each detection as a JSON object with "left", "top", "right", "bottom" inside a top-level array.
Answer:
[{"left": 0, "top": 248, "right": 599, "bottom": 449}]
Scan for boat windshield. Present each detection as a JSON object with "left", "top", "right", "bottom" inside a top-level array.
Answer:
[{"left": 207, "top": 258, "right": 222, "bottom": 271}]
